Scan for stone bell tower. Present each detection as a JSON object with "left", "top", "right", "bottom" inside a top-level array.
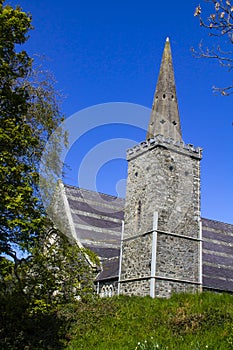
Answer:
[{"left": 119, "top": 38, "right": 202, "bottom": 298}]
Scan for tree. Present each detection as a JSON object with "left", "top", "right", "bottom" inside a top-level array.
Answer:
[
  {"left": 0, "top": 232, "right": 98, "bottom": 304},
  {"left": 0, "top": 3, "right": 99, "bottom": 335},
  {"left": 0, "top": 0, "right": 64, "bottom": 262},
  {"left": 194, "top": 0, "right": 233, "bottom": 95},
  {"left": 24, "top": 231, "right": 98, "bottom": 308},
  {"left": 0, "top": 230, "right": 99, "bottom": 349}
]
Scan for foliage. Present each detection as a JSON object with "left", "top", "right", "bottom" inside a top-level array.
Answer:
[
  {"left": 0, "top": 231, "right": 98, "bottom": 349},
  {"left": 0, "top": 0, "right": 64, "bottom": 262},
  {"left": 0, "top": 3, "right": 98, "bottom": 348},
  {"left": 0, "top": 230, "right": 97, "bottom": 306},
  {"left": 62, "top": 292, "right": 233, "bottom": 350},
  {"left": 82, "top": 247, "right": 100, "bottom": 266},
  {"left": 24, "top": 231, "right": 96, "bottom": 309},
  {"left": 0, "top": 292, "right": 69, "bottom": 350},
  {"left": 194, "top": 0, "right": 233, "bottom": 95},
  {"left": 135, "top": 338, "right": 163, "bottom": 349},
  {"left": 1, "top": 291, "right": 233, "bottom": 349}
]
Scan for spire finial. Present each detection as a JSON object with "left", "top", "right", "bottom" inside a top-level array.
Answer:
[
  {"left": 146, "top": 38, "right": 182, "bottom": 142},
  {"left": 166, "top": 36, "right": 169, "bottom": 42}
]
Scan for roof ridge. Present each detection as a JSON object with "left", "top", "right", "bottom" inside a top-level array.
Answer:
[
  {"left": 202, "top": 217, "right": 233, "bottom": 227},
  {"left": 63, "top": 183, "right": 125, "bottom": 201}
]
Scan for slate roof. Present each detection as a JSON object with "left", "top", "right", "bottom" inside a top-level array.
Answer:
[
  {"left": 62, "top": 184, "right": 233, "bottom": 291},
  {"left": 63, "top": 184, "right": 123, "bottom": 260},
  {"left": 96, "top": 257, "right": 120, "bottom": 281},
  {"left": 202, "top": 218, "right": 233, "bottom": 292}
]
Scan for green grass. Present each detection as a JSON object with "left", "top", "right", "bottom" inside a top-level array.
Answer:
[{"left": 60, "top": 292, "right": 233, "bottom": 350}]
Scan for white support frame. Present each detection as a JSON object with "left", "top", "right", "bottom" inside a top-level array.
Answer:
[
  {"left": 150, "top": 211, "right": 158, "bottom": 298},
  {"left": 118, "top": 220, "right": 124, "bottom": 295},
  {"left": 199, "top": 219, "right": 203, "bottom": 291}
]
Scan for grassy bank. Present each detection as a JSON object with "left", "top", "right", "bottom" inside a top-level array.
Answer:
[
  {"left": 2, "top": 291, "right": 233, "bottom": 349},
  {"left": 61, "top": 292, "right": 233, "bottom": 350}
]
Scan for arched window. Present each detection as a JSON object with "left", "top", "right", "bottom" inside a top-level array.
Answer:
[
  {"left": 100, "top": 286, "right": 106, "bottom": 298},
  {"left": 109, "top": 285, "right": 113, "bottom": 297},
  {"left": 100, "top": 284, "right": 114, "bottom": 297}
]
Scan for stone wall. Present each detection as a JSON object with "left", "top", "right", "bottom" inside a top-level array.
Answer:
[
  {"left": 154, "top": 280, "right": 199, "bottom": 298},
  {"left": 119, "top": 135, "right": 202, "bottom": 297},
  {"left": 120, "top": 280, "right": 151, "bottom": 297},
  {"left": 121, "top": 235, "right": 152, "bottom": 280},
  {"left": 156, "top": 234, "right": 199, "bottom": 281}
]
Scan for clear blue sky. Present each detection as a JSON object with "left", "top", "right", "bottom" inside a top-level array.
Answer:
[{"left": 10, "top": 0, "right": 233, "bottom": 224}]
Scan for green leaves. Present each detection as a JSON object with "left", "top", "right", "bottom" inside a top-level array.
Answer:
[
  {"left": 0, "top": 6, "right": 96, "bottom": 348},
  {"left": 0, "top": 0, "right": 65, "bottom": 259},
  {"left": 0, "top": 4, "right": 32, "bottom": 45},
  {"left": 22, "top": 231, "right": 95, "bottom": 308}
]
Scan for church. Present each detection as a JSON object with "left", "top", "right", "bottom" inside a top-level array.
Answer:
[{"left": 55, "top": 38, "right": 233, "bottom": 298}]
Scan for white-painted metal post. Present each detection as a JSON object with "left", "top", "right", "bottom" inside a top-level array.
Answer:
[
  {"left": 199, "top": 219, "right": 203, "bottom": 291},
  {"left": 96, "top": 281, "right": 100, "bottom": 295},
  {"left": 150, "top": 211, "right": 158, "bottom": 298},
  {"left": 118, "top": 220, "right": 124, "bottom": 295}
]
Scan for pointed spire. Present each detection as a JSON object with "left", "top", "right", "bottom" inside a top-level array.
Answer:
[{"left": 147, "top": 38, "right": 182, "bottom": 142}]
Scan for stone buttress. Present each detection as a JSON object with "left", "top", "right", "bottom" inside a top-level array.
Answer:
[{"left": 119, "top": 38, "right": 203, "bottom": 298}]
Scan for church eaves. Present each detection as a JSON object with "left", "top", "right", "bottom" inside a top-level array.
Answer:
[{"left": 147, "top": 37, "right": 182, "bottom": 142}]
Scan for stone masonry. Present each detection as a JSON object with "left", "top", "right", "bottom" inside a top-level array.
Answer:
[
  {"left": 119, "top": 137, "right": 202, "bottom": 297},
  {"left": 119, "top": 38, "right": 203, "bottom": 298}
]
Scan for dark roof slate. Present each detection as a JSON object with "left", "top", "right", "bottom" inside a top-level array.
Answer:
[
  {"left": 202, "top": 217, "right": 233, "bottom": 233},
  {"left": 96, "top": 257, "right": 119, "bottom": 281},
  {"left": 202, "top": 217, "right": 233, "bottom": 292},
  {"left": 64, "top": 184, "right": 124, "bottom": 260}
]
